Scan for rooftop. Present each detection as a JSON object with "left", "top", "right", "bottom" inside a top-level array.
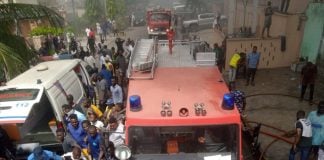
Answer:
[{"left": 7, "top": 59, "right": 80, "bottom": 89}]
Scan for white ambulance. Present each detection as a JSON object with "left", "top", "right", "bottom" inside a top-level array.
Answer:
[{"left": 0, "top": 59, "right": 92, "bottom": 156}]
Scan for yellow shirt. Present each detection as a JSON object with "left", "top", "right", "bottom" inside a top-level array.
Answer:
[
  {"left": 89, "top": 105, "right": 103, "bottom": 118},
  {"left": 229, "top": 53, "right": 241, "bottom": 68},
  {"left": 105, "top": 62, "right": 115, "bottom": 76}
]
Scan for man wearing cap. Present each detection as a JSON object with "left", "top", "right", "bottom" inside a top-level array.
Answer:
[{"left": 28, "top": 146, "right": 61, "bottom": 160}]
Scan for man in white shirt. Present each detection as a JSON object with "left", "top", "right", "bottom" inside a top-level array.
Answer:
[
  {"left": 85, "top": 27, "right": 90, "bottom": 37},
  {"left": 84, "top": 52, "right": 96, "bottom": 68},
  {"left": 107, "top": 117, "right": 125, "bottom": 147},
  {"left": 110, "top": 78, "right": 123, "bottom": 106},
  {"left": 99, "top": 54, "right": 106, "bottom": 71},
  {"left": 131, "top": 13, "right": 135, "bottom": 27},
  {"left": 62, "top": 147, "right": 87, "bottom": 160}
]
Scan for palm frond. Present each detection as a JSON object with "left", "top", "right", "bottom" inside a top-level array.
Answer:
[
  {"left": 0, "top": 3, "right": 64, "bottom": 30},
  {"left": 0, "top": 32, "right": 35, "bottom": 66},
  {"left": 0, "top": 42, "right": 27, "bottom": 79}
]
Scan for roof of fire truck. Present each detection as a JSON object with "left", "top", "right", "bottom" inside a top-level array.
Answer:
[
  {"left": 126, "top": 40, "right": 241, "bottom": 127},
  {"left": 147, "top": 6, "right": 171, "bottom": 13}
]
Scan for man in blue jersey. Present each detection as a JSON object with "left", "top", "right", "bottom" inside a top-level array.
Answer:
[
  {"left": 67, "top": 114, "right": 87, "bottom": 149},
  {"left": 87, "top": 125, "right": 103, "bottom": 160}
]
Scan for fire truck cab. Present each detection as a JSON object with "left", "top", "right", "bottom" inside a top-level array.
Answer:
[
  {"left": 123, "top": 39, "right": 243, "bottom": 160},
  {"left": 146, "top": 7, "right": 172, "bottom": 38}
]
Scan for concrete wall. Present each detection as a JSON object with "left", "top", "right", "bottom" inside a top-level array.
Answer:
[
  {"left": 225, "top": 13, "right": 304, "bottom": 70},
  {"left": 226, "top": 0, "right": 309, "bottom": 36},
  {"left": 287, "top": 0, "right": 309, "bottom": 14},
  {"left": 225, "top": 37, "right": 286, "bottom": 70},
  {"left": 300, "top": 3, "right": 324, "bottom": 63}
]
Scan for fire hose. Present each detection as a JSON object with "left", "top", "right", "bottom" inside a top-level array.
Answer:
[{"left": 242, "top": 93, "right": 317, "bottom": 160}]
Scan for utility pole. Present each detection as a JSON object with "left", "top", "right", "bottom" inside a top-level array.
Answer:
[
  {"left": 104, "top": 0, "right": 107, "bottom": 17},
  {"left": 71, "top": 0, "right": 76, "bottom": 18},
  {"left": 242, "top": 0, "right": 248, "bottom": 29}
]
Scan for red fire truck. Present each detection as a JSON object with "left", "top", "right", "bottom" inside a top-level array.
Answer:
[
  {"left": 120, "top": 39, "right": 244, "bottom": 160},
  {"left": 146, "top": 8, "right": 172, "bottom": 38}
]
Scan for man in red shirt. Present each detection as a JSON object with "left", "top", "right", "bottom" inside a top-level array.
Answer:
[{"left": 167, "top": 28, "right": 175, "bottom": 54}]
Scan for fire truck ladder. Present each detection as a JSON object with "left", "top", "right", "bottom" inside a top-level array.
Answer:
[
  {"left": 127, "top": 39, "right": 157, "bottom": 79},
  {"left": 156, "top": 40, "right": 216, "bottom": 67},
  {"left": 127, "top": 39, "right": 217, "bottom": 79}
]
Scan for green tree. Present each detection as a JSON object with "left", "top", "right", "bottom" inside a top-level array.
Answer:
[
  {"left": 106, "top": 0, "right": 125, "bottom": 20},
  {"left": 0, "top": 3, "right": 64, "bottom": 80},
  {"left": 106, "top": 0, "right": 117, "bottom": 19},
  {"left": 85, "top": 0, "right": 105, "bottom": 23},
  {"left": 186, "top": 0, "right": 209, "bottom": 14},
  {"left": 106, "top": 0, "right": 126, "bottom": 30}
]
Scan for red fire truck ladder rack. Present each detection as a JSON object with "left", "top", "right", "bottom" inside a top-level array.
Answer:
[{"left": 127, "top": 39, "right": 216, "bottom": 79}]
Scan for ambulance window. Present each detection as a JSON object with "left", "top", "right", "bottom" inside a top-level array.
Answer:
[{"left": 0, "top": 89, "right": 39, "bottom": 102}]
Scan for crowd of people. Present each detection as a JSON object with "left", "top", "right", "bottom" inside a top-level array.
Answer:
[
  {"left": 30, "top": 18, "right": 136, "bottom": 159},
  {"left": 1, "top": 12, "right": 322, "bottom": 159}
]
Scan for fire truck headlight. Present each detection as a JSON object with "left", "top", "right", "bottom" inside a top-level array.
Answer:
[
  {"left": 115, "top": 145, "right": 131, "bottom": 160},
  {"left": 222, "top": 93, "right": 234, "bottom": 110}
]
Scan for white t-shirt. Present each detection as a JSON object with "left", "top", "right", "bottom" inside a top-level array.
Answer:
[
  {"left": 85, "top": 28, "right": 90, "bottom": 37},
  {"left": 110, "top": 85, "right": 123, "bottom": 104},
  {"left": 105, "top": 55, "right": 112, "bottom": 62},
  {"left": 62, "top": 152, "right": 87, "bottom": 160},
  {"left": 99, "top": 55, "right": 106, "bottom": 69},
  {"left": 84, "top": 56, "right": 96, "bottom": 68},
  {"left": 109, "top": 122, "right": 125, "bottom": 147},
  {"left": 96, "top": 25, "right": 103, "bottom": 34},
  {"left": 91, "top": 120, "right": 104, "bottom": 129},
  {"left": 213, "top": 18, "right": 218, "bottom": 26}
]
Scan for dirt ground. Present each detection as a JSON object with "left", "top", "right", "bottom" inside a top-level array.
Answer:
[
  {"left": 234, "top": 68, "right": 324, "bottom": 160},
  {"left": 198, "top": 28, "right": 324, "bottom": 160}
]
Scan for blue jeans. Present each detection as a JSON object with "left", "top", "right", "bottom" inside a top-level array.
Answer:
[{"left": 289, "top": 146, "right": 311, "bottom": 160}]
